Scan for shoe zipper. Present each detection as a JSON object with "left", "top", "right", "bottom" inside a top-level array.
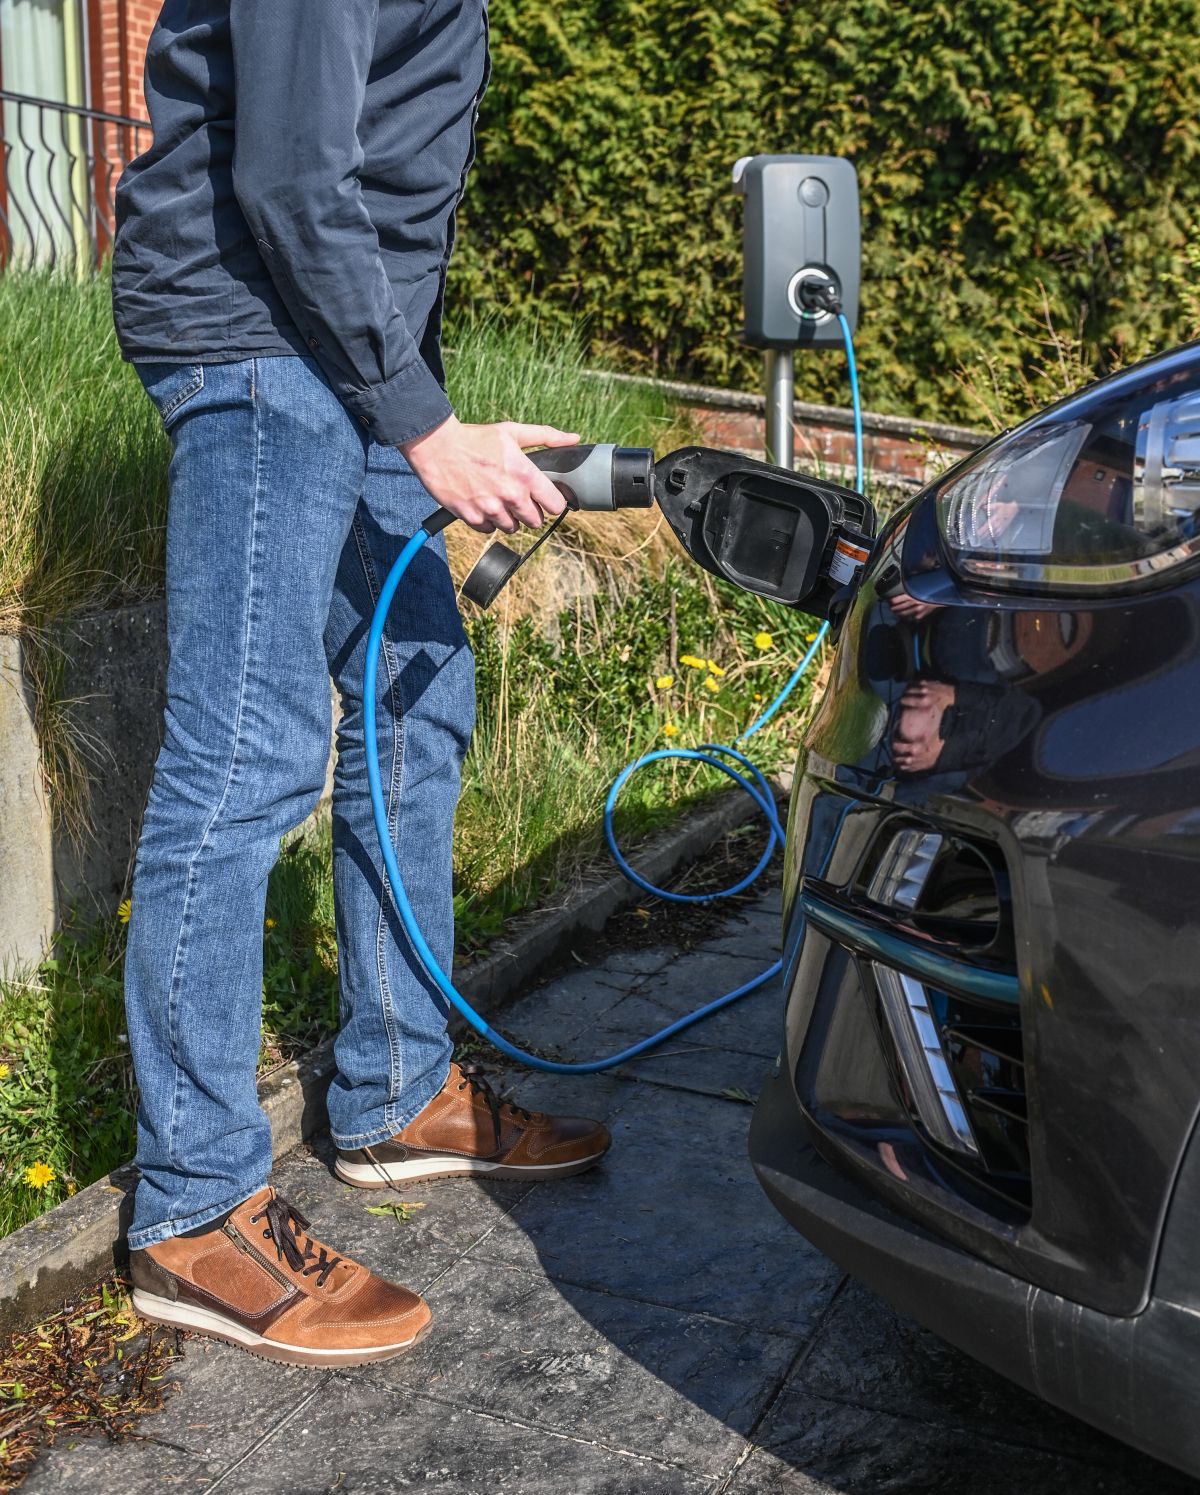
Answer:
[{"left": 222, "top": 1220, "right": 297, "bottom": 1294}]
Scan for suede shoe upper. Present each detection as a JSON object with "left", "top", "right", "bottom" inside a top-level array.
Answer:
[
  {"left": 131, "top": 1187, "right": 430, "bottom": 1354},
  {"left": 341, "top": 1062, "right": 610, "bottom": 1171}
]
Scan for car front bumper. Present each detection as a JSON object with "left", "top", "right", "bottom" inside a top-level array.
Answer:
[{"left": 749, "top": 1059, "right": 1200, "bottom": 1479}]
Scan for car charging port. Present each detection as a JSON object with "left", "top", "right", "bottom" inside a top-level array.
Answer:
[{"left": 654, "top": 446, "right": 876, "bottom": 618}]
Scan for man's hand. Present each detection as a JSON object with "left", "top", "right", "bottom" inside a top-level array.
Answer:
[
  {"left": 889, "top": 591, "right": 941, "bottom": 623},
  {"left": 891, "top": 679, "right": 956, "bottom": 775},
  {"left": 401, "top": 417, "right": 580, "bottom": 534}
]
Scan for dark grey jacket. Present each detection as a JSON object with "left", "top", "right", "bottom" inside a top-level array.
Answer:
[{"left": 112, "top": 0, "right": 489, "bottom": 446}]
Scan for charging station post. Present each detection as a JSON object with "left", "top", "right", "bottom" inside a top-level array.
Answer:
[{"left": 732, "top": 154, "right": 860, "bottom": 471}]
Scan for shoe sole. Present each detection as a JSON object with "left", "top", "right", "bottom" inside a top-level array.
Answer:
[
  {"left": 130, "top": 1289, "right": 432, "bottom": 1367},
  {"left": 334, "top": 1147, "right": 610, "bottom": 1189}
]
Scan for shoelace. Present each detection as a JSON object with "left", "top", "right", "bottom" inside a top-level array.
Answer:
[
  {"left": 456, "top": 1062, "right": 536, "bottom": 1151},
  {"left": 250, "top": 1195, "right": 343, "bottom": 1288}
]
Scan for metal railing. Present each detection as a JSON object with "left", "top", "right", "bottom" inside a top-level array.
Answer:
[{"left": 0, "top": 89, "right": 151, "bottom": 272}]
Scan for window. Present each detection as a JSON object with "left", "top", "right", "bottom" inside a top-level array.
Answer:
[{"left": 0, "top": 0, "right": 90, "bottom": 266}]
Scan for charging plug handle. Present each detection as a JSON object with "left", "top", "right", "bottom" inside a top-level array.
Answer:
[
  {"left": 530, "top": 444, "right": 655, "bottom": 510},
  {"left": 427, "top": 444, "right": 655, "bottom": 536}
]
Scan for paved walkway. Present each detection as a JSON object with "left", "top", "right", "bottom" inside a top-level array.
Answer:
[{"left": 26, "top": 889, "right": 1196, "bottom": 1493}]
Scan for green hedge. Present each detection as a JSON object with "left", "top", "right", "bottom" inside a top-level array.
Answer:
[{"left": 454, "top": 0, "right": 1200, "bottom": 423}]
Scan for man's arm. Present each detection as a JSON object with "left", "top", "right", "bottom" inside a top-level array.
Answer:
[
  {"left": 230, "top": 0, "right": 448, "bottom": 448},
  {"left": 229, "top": 0, "right": 574, "bottom": 532}
]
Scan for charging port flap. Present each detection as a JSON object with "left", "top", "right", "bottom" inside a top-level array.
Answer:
[{"left": 654, "top": 447, "right": 876, "bottom": 618}]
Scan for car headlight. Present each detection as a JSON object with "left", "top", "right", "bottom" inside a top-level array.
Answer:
[{"left": 936, "top": 346, "right": 1200, "bottom": 592}]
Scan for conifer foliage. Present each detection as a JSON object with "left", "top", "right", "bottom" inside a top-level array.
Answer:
[{"left": 455, "top": 0, "right": 1200, "bottom": 421}]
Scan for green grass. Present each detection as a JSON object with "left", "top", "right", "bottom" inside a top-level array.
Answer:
[
  {"left": 0, "top": 271, "right": 167, "bottom": 635},
  {"left": 0, "top": 270, "right": 690, "bottom": 635},
  {"left": 0, "top": 268, "right": 830, "bottom": 1235}
]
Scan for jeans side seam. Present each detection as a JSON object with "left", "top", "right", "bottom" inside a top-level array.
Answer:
[
  {"left": 379, "top": 636, "right": 409, "bottom": 1137},
  {"left": 351, "top": 515, "right": 406, "bottom": 1120},
  {"left": 162, "top": 358, "right": 266, "bottom": 1225},
  {"left": 330, "top": 1056, "right": 450, "bottom": 1150}
]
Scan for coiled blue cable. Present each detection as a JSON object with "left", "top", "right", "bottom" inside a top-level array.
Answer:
[{"left": 364, "top": 324, "right": 864, "bottom": 1073}]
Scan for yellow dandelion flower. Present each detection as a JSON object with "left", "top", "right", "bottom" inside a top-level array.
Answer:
[
  {"left": 805, "top": 632, "right": 818, "bottom": 642},
  {"left": 706, "top": 660, "right": 726, "bottom": 677},
  {"left": 679, "top": 654, "right": 706, "bottom": 670},
  {"left": 754, "top": 693, "right": 764, "bottom": 702},
  {"left": 754, "top": 631, "right": 773, "bottom": 652},
  {"left": 655, "top": 674, "right": 674, "bottom": 690},
  {"left": 264, "top": 917, "right": 277, "bottom": 931},
  {"left": 24, "top": 1162, "right": 55, "bottom": 1190},
  {"left": 116, "top": 898, "right": 132, "bottom": 925},
  {"left": 662, "top": 723, "right": 680, "bottom": 737},
  {"left": 703, "top": 676, "right": 720, "bottom": 694},
  {"left": 0, "top": 1063, "right": 9, "bottom": 1080}
]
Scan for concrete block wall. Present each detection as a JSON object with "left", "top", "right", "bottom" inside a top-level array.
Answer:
[
  {"left": 0, "top": 638, "right": 56, "bottom": 973},
  {"left": 1, "top": 603, "right": 174, "bottom": 969},
  {"left": 0, "top": 603, "right": 336, "bottom": 973}
]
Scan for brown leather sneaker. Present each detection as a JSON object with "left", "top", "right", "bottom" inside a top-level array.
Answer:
[
  {"left": 335, "top": 1062, "right": 611, "bottom": 1188},
  {"left": 129, "top": 1187, "right": 431, "bottom": 1366}
]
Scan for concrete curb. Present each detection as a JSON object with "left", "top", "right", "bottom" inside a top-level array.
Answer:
[
  {"left": 0, "top": 777, "right": 784, "bottom": 1332},
  {"left": 582, "top": 366, "right": 987, "bottom": 450}
]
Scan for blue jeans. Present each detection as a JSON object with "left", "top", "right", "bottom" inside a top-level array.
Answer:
[{"left": 124, "top": 356, "right": 473, "bottom": 1249}]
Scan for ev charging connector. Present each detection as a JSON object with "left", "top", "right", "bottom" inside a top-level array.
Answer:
[
  {"left": 461, "top": 442, "right": 875, "bottom": 620},
  {"left": 732, "top": 154, "right": 860, "bottom": 470},
  {"left": 461, "top": 445, "right": 654, "bottom": 608}
]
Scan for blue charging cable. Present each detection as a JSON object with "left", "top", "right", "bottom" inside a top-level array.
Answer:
[
  {"left": 837, "top": 311, "right": 864, "bottom": 487},
  {"left": 363, "top": 321, "right": 864, "bottom": 1073}
]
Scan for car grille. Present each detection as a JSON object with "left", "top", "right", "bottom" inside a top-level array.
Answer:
[
  {"left": 872, "top": 966, "right": 1030, "bottom": 1213},
  {"left": 938, "top": 986, "right": 1029, "bottom": 1210},
  {"left": 862, "top": 825, "right": 1029, "bottom": 1215}
]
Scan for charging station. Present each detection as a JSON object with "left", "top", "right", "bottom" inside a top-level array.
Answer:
[{"left": 732, "top": 154, "right": 861, "bottom": 470}]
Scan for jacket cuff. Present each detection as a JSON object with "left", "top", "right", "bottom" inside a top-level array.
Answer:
[{"left": 349, "top": 358, "right": 454, "bottom": 447}]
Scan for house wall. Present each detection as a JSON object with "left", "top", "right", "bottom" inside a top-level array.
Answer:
[{"left": 87, "top": 0, "right": 157, "bottom": 120}]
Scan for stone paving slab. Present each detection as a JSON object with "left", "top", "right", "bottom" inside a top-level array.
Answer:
[
  {"left": 499, "top": 916, "right": 784, "bottom": 1097},
  {"left": 796, "top": 1280, "right": 1145, "bottom": 1466},
  {"left": 591, "top": 957, "right": 783, "bottom": 1059},
  {"left": 25, "top": 887, "right": 1198, "bottom": 1493},
  {"left": 222, "top": 1375, "right": 712, "bottom": 1494},
  {"left": 471, "top": 1080, "right": 846, "bottom": 1338},
  {"left": 723, "top": 1384, "right": 1199, "bottom": 1495},
  {"left": 23, "top": 1342, "right": 318, "bottom": 1492},
  {"left": 374, "top": 1256, "right": 795, "bottom": 1477},
  {"left": 271, "top": 1136, "right": 532, "bottom": 1288}
]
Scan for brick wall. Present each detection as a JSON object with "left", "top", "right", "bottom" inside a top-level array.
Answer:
[
  {"left": 82, "top": 0, "right": 156, "bottom": 253},
  {"left": 87, "top": 0, "right": 157, "bottom": 121},
  {"left": 688, "top": 405, "right": 972, "bottom": 491},
  {"left": 589, "top": 372, "right": 985, "bottom": 495},
  {"left": 122, "top": 0, "right": 157, "bottom": 117}
]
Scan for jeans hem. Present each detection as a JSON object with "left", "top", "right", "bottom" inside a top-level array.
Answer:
[
  {"left": 330, "top": 1057, "right": 452, "bottom": 1151},
  {"left": 126, "top": 1187, "right": 264, "bottom": 1252}
]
